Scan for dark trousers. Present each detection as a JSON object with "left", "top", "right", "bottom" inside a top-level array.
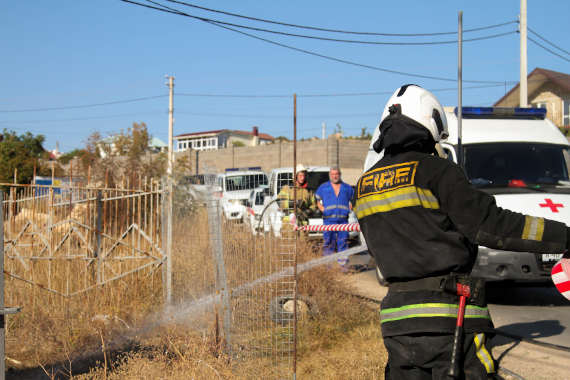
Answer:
[{"left": 384, "top": 332, "right": 497, "bottom": 380}]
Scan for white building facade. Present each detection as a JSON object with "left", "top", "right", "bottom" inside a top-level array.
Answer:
[{"left": 174, "top": 127, "right": 274, "bottom": 152}]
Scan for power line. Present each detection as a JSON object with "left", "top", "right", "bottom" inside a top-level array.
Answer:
[
  {"left": 0, "top": 95, "right": 168, "bottom": 113},
  {"left": 122, "top": 0, "right": 503, "bottom": 84},
  {"left": 175, "top": 111, "right": 380, "bottom": 119},
  {"left": 0, "top": 111, "right": 164, "bottom": 124},
  {"left": 178, "top": 84, "right": 505, "bottom": 98},
  {"left": 163, "top": 0, "right": 518, "bottom": 37},
  {"left": 528, "top": 37, "right": 570, "bottom": 63},
  {"left": 177, "top": 93, "right": 290, "bottom": 98},
  {"left": 141, "top": 0, "right": 516, "bottom": 46},
  {"left": 0, "top": 85, "right": 507, "bottom": 117},
  {"left": 527, "top": 27, "right": 570, "bottom": 56}
]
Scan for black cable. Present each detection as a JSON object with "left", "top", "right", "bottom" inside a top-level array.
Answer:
[
  {"left": 177, "top": 84, "right": 505, "bottom": 99},
  {"left": 0, "top": 95, "right": 167, "bottom": 113},
  {"left": 122, "top": 0, "right": 503, "bottom": 84},
  {"left": 177, "top": 93, "right": 290, "bottom": 98},
  {"left": 164, "top": 0, "right": 518, "bottom": 37},
  {"left": 0, "top": 84, "right": 509, "bottom": 118},
  {"left": 493, "top": 329, "right": 570, "bottom": 353},
  {"left": 0, "top": 111, "right": 163, "bottom": 124},
  {"left": 528, "top": 27, "right": 570, "bottom": 56},
  {"left": 175, "top": 111, "right": 380, "bottom": 119},
  {"left": 528, "top": 37, "right": 570, "bottom": 63},
  {"left": 142, "top": 0, "right": 516, "bottom": 46}
]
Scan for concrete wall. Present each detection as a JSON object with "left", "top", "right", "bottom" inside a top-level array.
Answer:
[{"left": 175, "top": 137, "right": 371, "bottom": 185}]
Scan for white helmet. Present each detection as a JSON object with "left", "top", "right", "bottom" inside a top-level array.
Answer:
[{"left": 379, "top": 84, "right": 448, "bottom": 142}]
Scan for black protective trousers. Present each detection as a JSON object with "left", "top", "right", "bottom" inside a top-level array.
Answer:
[{"left": 383, "top": 332, "right": 498, "bottom": 380}]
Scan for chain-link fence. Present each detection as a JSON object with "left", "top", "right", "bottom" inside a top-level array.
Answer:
[{"left": 169, "top": 171, "right": 304, "bottom": 378}]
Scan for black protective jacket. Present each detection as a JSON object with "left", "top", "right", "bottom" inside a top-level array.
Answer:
[{"left": 355, "top": 118, "right": 568, "bottom": 337}]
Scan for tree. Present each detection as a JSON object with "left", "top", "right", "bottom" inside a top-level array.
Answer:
[
  {"left": 334, "top": 123, "right": 343, "bottom": 136},
  {"left": 0, "top": 129, "right": 49, "bottom": 183},
  {"left": 76, "top": 123, "right": 165, "bottom": 187},
  {"left": 58, "top": 149, "right": 85, "bottom": 165},
  {"left": 360, "top": 127, "right": 372, "bottom": 140}
]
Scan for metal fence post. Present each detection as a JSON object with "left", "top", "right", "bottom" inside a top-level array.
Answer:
[
  {"left": 1, "top": 191, "right": 4, "bottom": 380},
  {"left": 0, "top": 191, "right": 21, "bottom": 380},
  {"left": 206, "top": 193, "right": 231, "bottom": 349},
  {"left": 95, "top": 191, "right": 103, "bottom": 284},
  {"left": 161, "top": 179, "right": 172, "bottom": 304}
]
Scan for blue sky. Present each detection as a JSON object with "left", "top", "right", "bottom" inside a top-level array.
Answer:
[{"left": 1, "top": 1, "right": 569, "bottom": 152}]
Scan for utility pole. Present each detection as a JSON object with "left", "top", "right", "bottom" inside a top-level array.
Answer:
[
  {"left": 519, "top": 0, "right": 528, "bottom": 107},
  {"left": 165, "top": 75, "right": 174, "bottom": 304},
  {"left": 167, "top": 75, "right": 175, "bottom": 178},
  {"left": 457, "top": 11, "right": 464, "bottom": 169},
  {"left": 321, "top": 122, "right": 326, "bottom": 140}
]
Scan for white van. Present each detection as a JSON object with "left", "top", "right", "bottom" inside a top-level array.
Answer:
[
  {"left": 216, "top": 167, "right": 268, "bottom": 221},
  {"left": 365, "top": 107, "right": 568, "bottom": 283}
]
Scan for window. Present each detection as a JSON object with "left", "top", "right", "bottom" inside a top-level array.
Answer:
[
  {"left": 464, "top": 142, "right": 569, "bottom": 187},
  {"left": 225, "top": 174, "right": 268, "bottom": 192}
]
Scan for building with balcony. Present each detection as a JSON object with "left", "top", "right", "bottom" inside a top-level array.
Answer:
[{"left": 174, "top": 126, "right": 274, "bottom": 152}]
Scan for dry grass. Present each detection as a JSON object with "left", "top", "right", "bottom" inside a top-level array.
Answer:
[
  {"left": 72, "top": 268, "right": 387, "bottom": 380},
  {"left": 5, "top": 194, "right": 388, "bottom": 379}
]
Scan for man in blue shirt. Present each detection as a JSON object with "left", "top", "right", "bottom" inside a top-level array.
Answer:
[{"left": 315, "top": 167, "right": 355, "bottom": 267}]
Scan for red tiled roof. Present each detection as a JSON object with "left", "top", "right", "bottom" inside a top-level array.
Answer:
[
  {"left": 494, "top": 67, "right": 570, "bottom": 106},
  {"left": 174, "top": 129, "right": 227, "bottom": 138},
  {"left": 231, "top": 130, "right": 274, "bottom": 140}
]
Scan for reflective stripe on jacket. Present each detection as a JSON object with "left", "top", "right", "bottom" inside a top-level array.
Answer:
[
  {"left": 355, "top": 150, "right": 567, "bottom": 336},
  {"left": 315, "top": 181, "right": 354, "bottom": 224}
]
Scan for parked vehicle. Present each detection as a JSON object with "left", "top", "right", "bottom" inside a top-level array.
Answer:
[
  {"left": 216, "top": 167, "right": 268, "bottom": 221},
  {"left": 178, "top": 174, "right": 219, "bottom": 204},
  {"left": 364, "top": 106, "right": 569, "bottom": 284},
  {"left": 244, "top": 185, "right": 271, "bottom": 234}
]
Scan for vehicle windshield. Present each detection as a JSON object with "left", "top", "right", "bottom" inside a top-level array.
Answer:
[
  {"left": 464, "top": 143, "right": 570, "bottom": 187},
  {"left": 307, "top": 171, "right": 330, "bottom": 192},
  {"left": 225, "top": 174, "right": 268, "bottom": 191}
]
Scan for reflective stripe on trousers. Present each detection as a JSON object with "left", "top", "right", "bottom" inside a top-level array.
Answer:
[
  {"left": 380, "top": 302, "right": 491, "bottom": 323},
  {"left": 474, "top": 333, "right": 495, "bottom": 373}
]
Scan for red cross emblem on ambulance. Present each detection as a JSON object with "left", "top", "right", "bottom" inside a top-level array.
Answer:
[{"left": 539, "top": 198, "right": 564, "bottom": 213}]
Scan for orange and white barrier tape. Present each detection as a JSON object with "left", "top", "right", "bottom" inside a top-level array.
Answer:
[{"left": 294, "top": 223, "right": 360, "bottom": 232}]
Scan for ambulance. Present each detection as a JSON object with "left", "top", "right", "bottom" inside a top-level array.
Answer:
[
  {"left": 216, "top": 167, "right": 268, "bottom": 221},
  {"left": 366, "top": 107, "right": 569, "bottom": 283}
]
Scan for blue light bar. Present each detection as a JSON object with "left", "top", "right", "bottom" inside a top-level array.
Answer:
[
  {"left": 454, "top": 107, "right": 546, "bottom": 120},
  {"left": 225, "top": 166, "right": 262, "bottom": 172}
]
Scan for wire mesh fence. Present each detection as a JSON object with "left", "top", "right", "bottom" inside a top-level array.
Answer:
[
  {"left": 170, "top": 171, "right": 306, "bottom": 378},
  {"left": 1, "top": 167, "right": 331, "bottom": 378}
]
